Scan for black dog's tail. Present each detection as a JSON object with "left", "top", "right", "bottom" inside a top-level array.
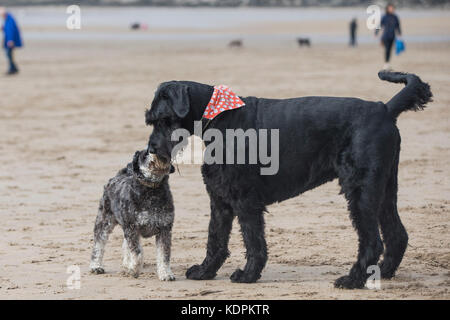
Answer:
[{"left": 378, "top": 71, "right": 433, "bottom": 119}]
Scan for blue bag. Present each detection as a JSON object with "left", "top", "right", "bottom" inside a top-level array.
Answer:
[{"left": 395, "top": 39, "right": 405, "bottom": 55}]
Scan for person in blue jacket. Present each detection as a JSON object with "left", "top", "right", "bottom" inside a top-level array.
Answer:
[
  {"left": 375, "top": 3, "right": 401, "bottom": 70},
  {"left": 1, "top": 7, "right": 22, "bottom": 75}
]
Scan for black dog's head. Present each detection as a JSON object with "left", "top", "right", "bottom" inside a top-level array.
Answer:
[
  {"left": 145, "top": 81, "right": 190, "bottom": 161},
  {"left": 131, "top": 150, "right": 175, "bottom": 185}
]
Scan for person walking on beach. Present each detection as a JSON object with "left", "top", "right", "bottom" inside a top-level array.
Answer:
[
  {"left": 349, "top": 18, "right": 357, "bottom": 47},
  {"left": 1, "top": 7, "right": 22, "bottom": 75},
  {"left": 376, "top": 3, "right": 401, "bottom": 70}
]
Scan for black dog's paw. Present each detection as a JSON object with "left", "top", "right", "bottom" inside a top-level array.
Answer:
[
  {"left": 379, "top": 261, "right": 396, "bottom": 279},
  {"left": 334, "top": 275, "right": 365, "bottom": 289},
  {"left": 185, "top": 264, "right": 216, "bottom": 280},
  {"left": 230, "top": 269, "right": 260, "bottom": 283}
]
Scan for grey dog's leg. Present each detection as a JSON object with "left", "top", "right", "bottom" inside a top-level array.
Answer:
[
  {"left": 156, "top": 229, "right": 175, "bottom": 281},
  {"left": 90, "top": 198, "right": 116, "bottom": 274},
  {"left": 122, "top": 238, "right": 131, "bottom": 270},
  {"left": 122, "top": 229, "right": 143, "bottom": 278}
]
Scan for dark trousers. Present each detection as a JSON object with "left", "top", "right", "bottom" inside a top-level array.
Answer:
[
  {"left": 6, "top": 47, "right": 18, "bottom": 73},
  {"left": 350, "top": 32, "right": 356, "bottom": 46},
  {"left": 383, "top": 37, "right": 395, "bottom": 63}
]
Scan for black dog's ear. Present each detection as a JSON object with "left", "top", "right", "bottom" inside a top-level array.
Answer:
[
  {"left": 169, "top": 84, "right": 190, "bottom": 118},
  {"left": 169, "top": 164, "right": 175, "bottom": 174},
  {"left": 145, "top": 83, "right": 190, "bottom": 124},
  {"left": 145, "top": 108, "right": 153, "bottom": 126}
]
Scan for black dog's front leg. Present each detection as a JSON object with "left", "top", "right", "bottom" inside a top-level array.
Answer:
[
  {"left": 186, "top": 196, "right": 234, "bottom": 280},
  {"left": 230, "top": 205, "right": 267, "bottom": 283}
]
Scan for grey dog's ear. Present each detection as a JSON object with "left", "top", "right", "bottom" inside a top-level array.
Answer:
[
  {"left": 169, "top": 84, "right": 190, "bottom": 118},
  {"left": 131, "top": 151, "right": 141, "bottom": 174}
]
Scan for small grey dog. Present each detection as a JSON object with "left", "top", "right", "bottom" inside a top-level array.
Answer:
[{"left": 90, "top": 150, "right": 176, "bottom": 280}]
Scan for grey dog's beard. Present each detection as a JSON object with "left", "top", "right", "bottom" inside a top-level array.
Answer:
[{"left": 139, "top": 153, "right": 168, "bottom": 183}]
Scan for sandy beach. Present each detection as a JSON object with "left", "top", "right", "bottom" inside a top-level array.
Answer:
[{"left": 0, "top": 7, "right": 449, "bottom": 299}]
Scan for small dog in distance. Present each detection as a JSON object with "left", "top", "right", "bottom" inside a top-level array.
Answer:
[
  {"left": 229, "top": 39, "right": 243, "bottom": 48},
  {"left": 297, "top": 37, "right": 311, "bottom": 47}
]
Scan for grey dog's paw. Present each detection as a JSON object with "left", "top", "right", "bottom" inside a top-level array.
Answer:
[
  {"left": 121, "top": 268, "right": 140, "bottom": 278},
  {"left": 159, "top": 272, "right": 176, "bottom": 281},
  {"left": 90, "top": 267, "right": 105, "bottom": 275}
]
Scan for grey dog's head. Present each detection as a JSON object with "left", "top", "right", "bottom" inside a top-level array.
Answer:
[
  {"left": 131, "top": 150, "right": 175, "bottom": 185},
  {"left": 145, "top": 81, "right": 191, "bottom": 161}
]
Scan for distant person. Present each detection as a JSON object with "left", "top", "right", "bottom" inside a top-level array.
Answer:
[
  {"left": 375, "top": 3, "right": 401, "bottom": 70},
  {"left": 349, "top": 18, "right": 357, "bottom": 47},
  {"left": 0, "top": 7, "right": 22, "bottom": 75}
]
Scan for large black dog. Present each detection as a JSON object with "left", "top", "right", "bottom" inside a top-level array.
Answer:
[{"left": 145, "top": 71, "right": 432, "bottom": 289}]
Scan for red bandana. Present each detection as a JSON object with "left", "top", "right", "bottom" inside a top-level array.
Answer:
[{"left": 203, "top": 85, "right": 245, "bottom": 120}]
